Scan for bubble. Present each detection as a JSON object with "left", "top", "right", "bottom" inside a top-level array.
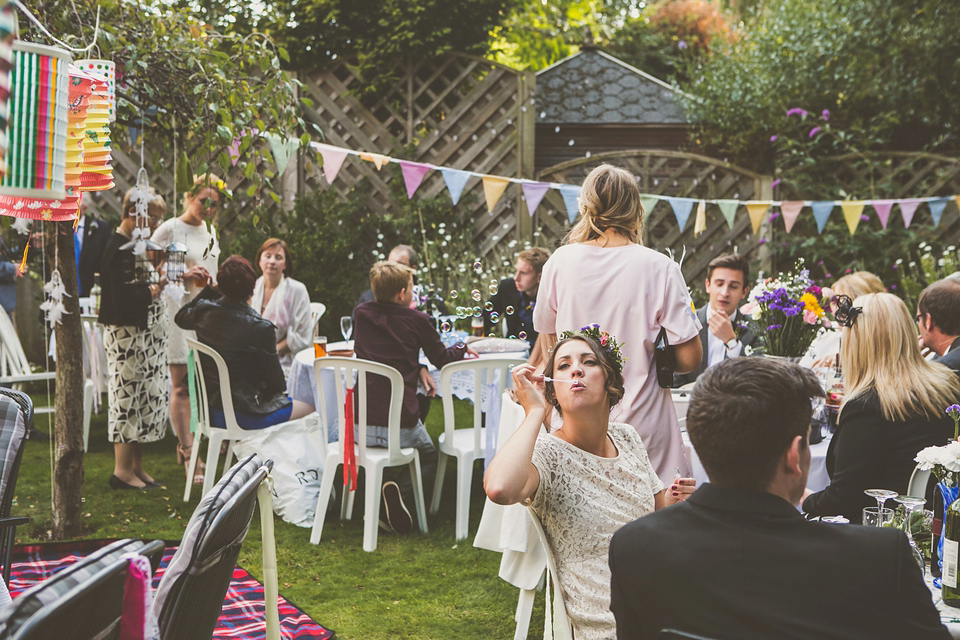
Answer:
[
  {"left": 456, "top": 338, "right": 466, "bottom": 348},
  {"left": 473, "top": 307, "right": 483, "bottom": 317},
  {"left": 450, "top": 289, "right": 458, "bottom": 299},
  {"left": 488, "top": 284, "right": 498, "bottom": 295},
  {"left": 505, "top": 306, "right": 515, "bottom": 315},
  {"left": 490, "top": 312, "right": 500, "bottom": 324},
  {"left": 518, "top": 331, "right": 527, "bottom": 340},
  {"left": 471, "top": 289, "right": 481, "bottom": 301},
  {"left": 568, "top": 139, "right": 575, "bottom": 146},
  {"left": 554, "top": 126, "right": 560, "bottom": 133},
  {"left": 540, "top": 111, "right": 546, "bottom": 118},
  {"left": 440, "top": 320, "right": 452, "bottom": 332},
  {"left": 509, "top": 335, "right": 516, "bottom": 339},
  {"left": 473, "top": 260, "right": 483, "bottom": 274},
  {"left": 484, "top": 301, "right": 494, "bottom": 312}
]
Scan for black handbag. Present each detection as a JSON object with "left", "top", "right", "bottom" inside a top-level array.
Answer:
[{"left": 654, "top": 327, "right": 676, "bottom": 388}]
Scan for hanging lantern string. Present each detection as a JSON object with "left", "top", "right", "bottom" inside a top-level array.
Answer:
[{"left": 11, "top": 0, "right": 101, "bottom": 53}]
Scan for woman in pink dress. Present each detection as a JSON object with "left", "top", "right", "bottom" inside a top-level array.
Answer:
[{"left": 533, "top": 164, "right": 703, "bottom": 482}]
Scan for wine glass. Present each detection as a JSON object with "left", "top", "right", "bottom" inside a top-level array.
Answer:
[
  {"left": 340, "top": 316, "right": 353, "bottom": 342},
  {"left": 864, "top": 489, "right": 898, "bottom": 525},
  {"left": 895, "top": 495, "right": 927, "bottom": 575}
]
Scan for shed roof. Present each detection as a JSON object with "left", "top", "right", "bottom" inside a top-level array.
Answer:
[{"left": 535, "top": 48, "right": 689, "bottom": 125}]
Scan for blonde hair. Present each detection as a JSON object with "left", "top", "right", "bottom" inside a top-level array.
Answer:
[
  {"left": 181, "top": 173, "right": 225, "bottom": 210},
  {"left": 840, "top": 292, "right": 960, "bottom": 421},
  {"left": 370, "top": 260, "right": 414, "bottom": 303},
  {"left": 565, "top": 165, "right": 644, "bottom": 245},
  {"left": 832, "top": 271, "right": 884, "bottom": 300}
]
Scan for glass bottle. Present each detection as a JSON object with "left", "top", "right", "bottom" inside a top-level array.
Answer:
[
  {"left": 90, "top": 273, "right": 102, "bottom": 315},
  {"left": 942, "top": 494, "right": 960, "bottom": 606}
]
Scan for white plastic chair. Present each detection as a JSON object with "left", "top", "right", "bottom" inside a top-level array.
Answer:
[
  {"left": 309, "top": 302, "right": 326, "bottom": 337},
  {"left": 309, "top": 356, "right": 428, "bottom": 552},
  {"left": 907, "top": 464, "right": 932, "bottom": 499},
  {"left": 430, "top": 357, "right": 525, "bottom": 540},
  {"left": 183, "top": 338, "right": 305, "bottom": 502},
  {"left": 526, "top": 507, "right": 574, "bottom": 640}
]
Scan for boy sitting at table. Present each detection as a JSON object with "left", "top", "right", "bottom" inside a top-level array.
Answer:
[{"left": 354, "top": 260, "right": 476, "bottom": 534}]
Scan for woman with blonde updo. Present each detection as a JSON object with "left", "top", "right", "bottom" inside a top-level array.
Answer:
[
  {"left": 532, "top": 164, "right": 703, "bottom": 482},
  {"left": 152, "top": 173, "right": 224, "bottom": 484}
]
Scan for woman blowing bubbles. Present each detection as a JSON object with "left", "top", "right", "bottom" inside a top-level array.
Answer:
[{"left": 485, "top": 327, "right": 695, "bottom": 640}]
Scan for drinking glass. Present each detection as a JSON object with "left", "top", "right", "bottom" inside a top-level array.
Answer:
[
  {"left": 895, "top": 495, "right": 927, "bottom": 575},
  {"left": 864, "top": 489, "right": 898, "bottom": 522},
  {"left": 862, "top": 507, "right": 894, "bottom": 527},
  {"left": 313, "top": 336, "right": 328, "bottom": 358},
  {"left": 340, "top": 316, "right": 353, "bottom": 342}
]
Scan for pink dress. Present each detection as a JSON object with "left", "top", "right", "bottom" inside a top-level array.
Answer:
[{"left": 533, "top": 243, "right": 702, "bottom": 483}]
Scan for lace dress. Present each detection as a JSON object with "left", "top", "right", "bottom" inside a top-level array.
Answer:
[{"left": 529, "top": 422, "right": 664, "bottom": 640}]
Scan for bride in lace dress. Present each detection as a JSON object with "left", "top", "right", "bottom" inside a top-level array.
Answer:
[{"left": 484, "top": 328, "right": 695, "bottom": 640}]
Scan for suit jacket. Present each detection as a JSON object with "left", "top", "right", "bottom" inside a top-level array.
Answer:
[
  {"left": 77, "top": 216, "right": 112, "bottom": 297},
  {"left": 673, "top": 306, "right": 758, "bottom": 387},
  {"left": 936, "top": 336, "right": 960, "bottom": 372},
  {"left": 609, "top": 484, "right": 950, "bottom": 640},
  {"left": 483, "top": 277, "right": 537, "bottom": 346}
]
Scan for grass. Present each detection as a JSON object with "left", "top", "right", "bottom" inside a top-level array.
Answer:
[{"left": 15, "top": 394, "right": 546, "bottom": 639}]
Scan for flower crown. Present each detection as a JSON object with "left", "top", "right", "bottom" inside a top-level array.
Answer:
[{"left": 558, "top": 324, "right": 625, "bottom": 374}]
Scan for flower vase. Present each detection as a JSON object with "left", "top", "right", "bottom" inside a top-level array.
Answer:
[{"left": 936, "top": 482, "right": 960, "bottom": 582}]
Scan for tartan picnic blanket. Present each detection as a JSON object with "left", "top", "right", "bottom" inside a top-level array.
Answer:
[{"left": 8, "top": 541, "right": 335, "bottom": 640}]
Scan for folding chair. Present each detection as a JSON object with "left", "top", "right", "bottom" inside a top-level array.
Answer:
[
  {"left": 0, "top": 538, "right": 164, "bottom": 640},
  {"left": 0, "top": 389, "right": 30, "bottom": 586},
  {"left": 310, "top": 357, "right": 428, "bottom": 552},
  {"left": 430, "top": 357, "right": 525, "bottom": 540},
  {"left": 184, "top": 338, "right": 303, "bottom": 502},
  {"left": 154, "top": 454, "right": 277, "bottom": 640}
]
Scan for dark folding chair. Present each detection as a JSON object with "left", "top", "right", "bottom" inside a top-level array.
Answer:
[
  {"left": 0, "top": 537, "right": 164, "bottom": 640},
  {"left": 153, "top": 454, "right": 274, "bottom": 640},
  {"left": 0, "top": 389, "right": 31, "bottom": 586}
]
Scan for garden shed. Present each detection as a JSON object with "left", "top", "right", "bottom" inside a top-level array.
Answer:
[{"left": 535, "top": 46, "right": 691, "bottom": 173}]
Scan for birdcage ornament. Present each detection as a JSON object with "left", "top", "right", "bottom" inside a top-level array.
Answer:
[{"left": 164, "top": 241, "right": 187, "bottom": 284}]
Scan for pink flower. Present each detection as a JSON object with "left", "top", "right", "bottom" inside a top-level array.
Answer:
[
  {"left": 803, "top": 309, "right": 819, "bottom": 324},
  {"left": 809, "top": 127, "right": 821, "bottom": 138},
  {"left": 600, "top": 335, "right": 608, "bottom": 346},
  {"left": 740, "top": 300, "right": 759, "bottom": 316},
  {"left": 771, "top": 179, "right": 781, "bottom": 189},
  {"left": 822, "top": 109, "right": 830, "bottom": 121},
  {"left": 786, "top": 108, "right": 808, "bottom": 117},
  {"left": 770, "top": 135, "right": 778, "bottom": 142}
]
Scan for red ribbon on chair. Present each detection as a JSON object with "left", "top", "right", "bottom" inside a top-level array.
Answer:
[{"left": 343, "top": 387, "right": 358, "bottom": 492}]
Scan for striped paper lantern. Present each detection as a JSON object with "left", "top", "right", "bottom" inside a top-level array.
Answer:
[
  {"left": 75, "top": 59, "right": 115, "bottom": 123},
  {"left": 77, "top": 71, "right": 113, "bottom": 193},
  {"left": 0, "top": 1, "right": 16, "bottom": 178}
]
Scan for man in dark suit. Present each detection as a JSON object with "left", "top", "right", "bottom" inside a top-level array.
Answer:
[
  {"left": 609, "top": 357, "right": 950, "bottom": 640},
  {"left": 484, "top": 247, "right": 550, "bottom": 347},
  {"left": 673, "top": 253, "right": 759, "bottom": 387},
  {"left": 75, "top": 201, "right": 113, "bottom": 297},
  {"left": 918, "top": 276, "right": 960, "bottom": 371}
]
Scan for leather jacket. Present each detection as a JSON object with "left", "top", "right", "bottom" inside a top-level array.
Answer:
[{"left": 175, "top": 286, "right": 290, "bottom": 416}]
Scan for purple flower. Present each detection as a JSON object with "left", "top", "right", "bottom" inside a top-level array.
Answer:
[
  {"left": 770, "top": 135, "right": 779, "bottom": 142},
  {"left": 758, "top": 238, "right": 768, "bottom": 244},
  {"left": 677, "top": 40, "right": 688, "bottom": 50},
  {"left": 771, "top": 179, "right": 781, "bottom": 189},
  {"left": 786, "top": 108, "right": 808, "bottom": 117},
  {"left": 822, "top": 109, "right": 830, "bottom": 121},
  {"left": 860, "top": 214, "right": 869, "bottom": 221},
  {"left": 769, "top": 211, "right": 781, "bottom": 220},
  {"left": 809, "top": 126, "right": 821, "bottom": 138},
  {"left": 766, "top": 324, "right": 783, "bottom": 331}
]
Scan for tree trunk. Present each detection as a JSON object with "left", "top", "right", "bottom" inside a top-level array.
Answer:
[{"left": 48, "top": 221, "right": 84, "bottom": 539}]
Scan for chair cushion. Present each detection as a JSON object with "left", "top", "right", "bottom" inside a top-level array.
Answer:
[
  {"left": 151, "top": 454, "right": 264, "bottom": 617},
  {"left": 0, "top": 398, "right": 24, "bottom": 505}
]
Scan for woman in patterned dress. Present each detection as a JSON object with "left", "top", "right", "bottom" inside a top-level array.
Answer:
[
  {"left": 485, "top": 329, "right": 695, "bottom": 640},
  {"left": 98, "top": 187, "right": 169, "bottom": 489}
]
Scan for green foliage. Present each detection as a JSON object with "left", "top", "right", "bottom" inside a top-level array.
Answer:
[
  {"left": 605, "top": 15, "right": 690, "bottom": 82},
  {"left": 27, "top": 0, "right": 306, "bottom": 202},
  {"left": 682, "top": 0, "right": 960, "bottom": 170}
]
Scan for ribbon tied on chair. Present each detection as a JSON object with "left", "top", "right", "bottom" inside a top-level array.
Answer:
[{"left": 343, "top": 387, "right": 358, "bottom": 492}]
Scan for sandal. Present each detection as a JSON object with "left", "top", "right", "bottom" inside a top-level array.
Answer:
[{"left": 177, "top": 443, "right": 205, "bottom": 485}]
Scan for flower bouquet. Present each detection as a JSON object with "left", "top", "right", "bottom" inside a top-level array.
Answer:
[{"left": 739, "top": 260, "right": 830, "bottom": 358}]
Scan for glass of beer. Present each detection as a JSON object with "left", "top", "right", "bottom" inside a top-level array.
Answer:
[{"left": 313, "top": 336, "right": 328, "bottom": 358}]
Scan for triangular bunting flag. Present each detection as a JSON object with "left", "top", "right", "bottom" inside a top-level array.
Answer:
[
  {"left": 839, "top": 201, "right": 865, "bottom": 236},
  {"left": 929, "top": 197, "right": 949, "bottom": 227},
  {"left": 665, "top": 197, "right": 695, "bottom": 230},
  {"left": 359, "top": 153, "right": 389, "bottom": 170},
  {"left": 559, "top": 185, "right": 581, "bottom": 223},
  {"left": 266, "top": 133, "right": 299, "bottom": 176},
  {"left": 745, "top": 203, "right": 770, "bottom": 234},
  {"left": 811, "top": 202, "right": 834, "bottom": 234},
  {"left": 640, "top": 195, "right": 659, "bottom": 216},
  {"left": 441, "top": 169, "right": 471, "bottom": 205},
  {"left": 317, "top": 146, "right": 348, "bottom": 184},
  {"left": 716, "top": 200, "right": 738, "bottom": 229},
  {"left": 521, "top": 181, "right": 550, "bottom": 216},
  {"left": 399, "top": 161, "right": 431, "bottom": 199},
  {"left": 481, "top": 176, "right": 510, "bottom": 213},
  {"left": 693, "top": 200, "right": 707, "bottom": 237},
  {"left": 780, "top": 201, "right": 803, "bottom": 234},
  {"left": 899, "top": 199, "right": 921, "bottom": 228},
  {"left": 871, "top": 199, "right": 894, "bottom": 229}
]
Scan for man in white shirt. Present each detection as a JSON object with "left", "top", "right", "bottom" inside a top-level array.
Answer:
[{"left": 673, "top": 253, "right": 759, "bottom": 387}]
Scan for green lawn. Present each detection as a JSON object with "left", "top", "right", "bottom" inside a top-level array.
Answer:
[{"left": 16, "top": 396, "right": 546, "bottom": 639}]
